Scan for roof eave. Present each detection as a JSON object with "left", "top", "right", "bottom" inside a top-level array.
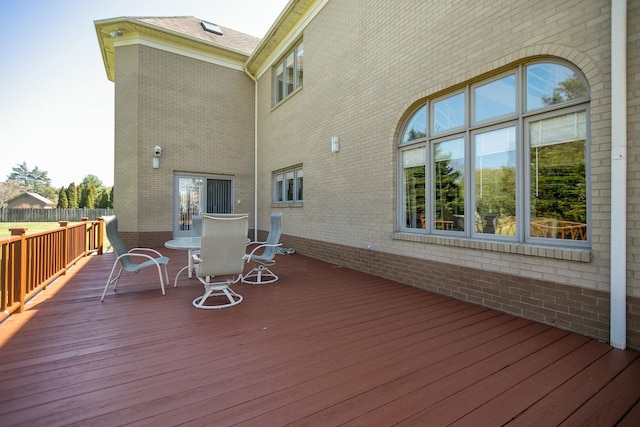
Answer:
[
  {"left": 95, "top": 17, "right": 253, "bottom": 82},
  {"left": 244, "top": 1, "right": 303, "bottom": 76},
  {"left": 245, "top": 0, "right": 326, "bottom": 77}
]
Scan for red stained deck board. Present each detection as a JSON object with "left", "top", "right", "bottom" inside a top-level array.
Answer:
[{"left": 0, "top": 249, "right": 638, "bottom": 426}]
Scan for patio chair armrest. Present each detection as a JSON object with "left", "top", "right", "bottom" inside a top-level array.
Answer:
[
  {"left": 115, "top": 251, "right": 168, "bottom": 265},
  {"left": 129, "top": 247, "right": 166, "bottom": 258},
  {"left": 247, "top": 242, "right": 282, "bottom": 258}
]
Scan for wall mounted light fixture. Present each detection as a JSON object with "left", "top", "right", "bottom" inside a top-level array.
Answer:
[{"left": 331, "top": 136, "right": 340, "bottom": 153}]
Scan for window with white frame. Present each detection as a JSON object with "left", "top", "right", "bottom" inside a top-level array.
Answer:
[
  {"left": 273, "top": 166, "right": 303, "bottom": 203},
  {"left": 273, "top": 39, "right": 304, "bottom": 105},
  {"left": 398, "top": 60, "right": 590, "bottom": 247}
]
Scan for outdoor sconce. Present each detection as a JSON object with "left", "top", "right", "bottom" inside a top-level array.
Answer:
[
  {"left": 152, "top": 145, "right": 161, "bottom": 169},
  {"left": 331, "top": 136, "right": 340, "bottom": 153}
]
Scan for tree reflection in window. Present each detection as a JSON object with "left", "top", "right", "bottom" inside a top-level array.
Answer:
[
  {"left": 398, "top": 60, "right": 590, "bottom": 245},
  {"left": 529, "top": 111, "right": 587, "bottom": 240},
  {"left": 527, "top": 63, "right": 588, "bottom": 111},
  {"left": 403, "top": 146, "right": 426, "bottom": 229},
  {"left": 434, "top": 138, "right": 464, "bottom": 231},
  {"left": 474, "top": 127, "right": 517, "bottom": 235},
  {"left": 402, "top": 105, "right": 427, "bottom": 143}
]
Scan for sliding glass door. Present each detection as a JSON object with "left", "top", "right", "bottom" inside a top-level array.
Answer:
[{"left": 173, "top": 173, "right": 234, "bottom": 237}]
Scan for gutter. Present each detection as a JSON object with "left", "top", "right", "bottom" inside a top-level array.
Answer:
[
  {"left": 243, "top": 67, "right": 259, "bottom": 241},
  {"left": 610, "top": 0, "right": 627, "bottom": 349}
]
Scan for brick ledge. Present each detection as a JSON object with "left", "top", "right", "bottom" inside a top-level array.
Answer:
[{"left": 394, "top": 232, "right": 591, "bottom": 262}]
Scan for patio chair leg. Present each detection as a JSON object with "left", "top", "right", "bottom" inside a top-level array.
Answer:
[
  {"left": 101, "top": 265, "right": 122, "bottom": 301},
  {"left": 112, "top": 267, "right": 124, "bottom": 291},
  {"left": 242, "top": 265, "right": 279, "bottom": 285},
  {"left": 163, "top": 265, "right": 170, "bottom": 289},
  {"left": 155, "top": 264, "right": 166, "bottom": 296}
]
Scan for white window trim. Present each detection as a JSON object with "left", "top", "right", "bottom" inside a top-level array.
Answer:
[
  {"left": 272, "top": 166, "right": 303, "bottom": 204},
  {"left": 272, "top": 39, "right": 304, "bottom": 106}
]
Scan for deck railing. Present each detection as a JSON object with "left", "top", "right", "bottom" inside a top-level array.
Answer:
[{"left": 0, "top": 218, "right": 104, "bottom": 322}]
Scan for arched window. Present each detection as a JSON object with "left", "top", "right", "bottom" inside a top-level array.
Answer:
[{"left": 398, "top": 60, "right": 590, "bottom": 247}]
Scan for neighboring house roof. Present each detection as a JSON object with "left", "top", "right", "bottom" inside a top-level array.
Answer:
[{"left": 6, "top": 192, "right": 55, "bottom": 207}]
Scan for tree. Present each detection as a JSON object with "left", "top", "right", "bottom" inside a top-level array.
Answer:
[
  {"left": 95, "top": 186, "right": 114, "bottom": 208},
  {"left": 542, "top": 73, "right": 588, "bottom": 105},
  {"left": 79, "top": 183, "right": 98, "bottom": 209},
  {"left": 405, "top": 165, "right": 425, "bottom": 228},
  {"left": 82, "top": 174, "right": 104, "bottom": 191},
  {"left": 0, "top": 181, "right": 25, "bottom": 207},
  {"left": 530, "top": 139, "right": 586, "bottom": 223},
  {"left": 6, "top": 162, "right": 57, "bottom": 200},
  {"left": 97, "top": 190, "right": 110, "bottom": 208},
  {"left": 57, "top": 187, "right": 69, "bottom": 208},
  {"left": 86, "top": 186, "right": 96, "bottom": 209},
  {"left": 66, "top": 183, "right": 78, "bottom": 208},
  {"left": 434, "top": 154, "right": 463, "bottom": 221},
  {"left": 475, "top": 166, "right": 517, "bottom": 218},
  {"left": 78, "top": 183, "right": 87, "bottom": 208}
]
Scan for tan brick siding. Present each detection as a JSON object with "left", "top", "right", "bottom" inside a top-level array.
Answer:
[
  {"left": 257, "top": 0, "right": 621, "bottom": 290},
  {"left": 114, "top": 44, "right": 255, "bottom": 246},
  {"left": 627, "top": 0, "right": 640, "bottom": 299},
  {"left": 254, "top": 0, "right": 638, "bottom": 346},
  {"left": 110, "top": 0, "right": 639, "bottom": 346}
]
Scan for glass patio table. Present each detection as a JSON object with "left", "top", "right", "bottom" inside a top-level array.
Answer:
[{"left": 164, "top": 237, "right": 202, "bottom": 286}]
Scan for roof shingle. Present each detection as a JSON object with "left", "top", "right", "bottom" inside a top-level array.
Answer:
[{"left": 131, "top": 16, "right": 261, "bottom": 55}]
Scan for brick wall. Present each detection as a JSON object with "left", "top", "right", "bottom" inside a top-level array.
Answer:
[
  {"left": 107, "top": 0, "right": 639, "bottom": 347},
  {"left": 626, "top": 0, "right": 640, "bottom": 298},
  {"left": 114, "top": 43, "right": 256, "bottom": 237},
  {"left": 255, "top": 0, "right": 639, "bottom": 348},
  {"left": 257, "top": 0, "right": 618, "bottom": 296}
]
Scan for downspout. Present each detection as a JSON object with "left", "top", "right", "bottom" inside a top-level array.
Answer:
[
  {"left": 610, "top": 0, "right": 627, "bottom": 349},
  {"left": 244, "top": 67, "right": 259, "bottom": 241}
]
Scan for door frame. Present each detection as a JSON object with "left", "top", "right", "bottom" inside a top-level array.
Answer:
[{"left": 172, "top": 172, "right": 234, "bottom": 237}]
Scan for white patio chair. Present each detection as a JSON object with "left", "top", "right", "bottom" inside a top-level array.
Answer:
[
  {"left": 100, "top": 215, "right": 170, "bottom": 301},
  {"left": 242, "top": 212, "right": 283, "bottom": 285},
  {"left": 191, "top": 215, "right": 202, "bottom": 236},
  {"left": 192, "top": 214, "right": 249, "bottom": 309}
]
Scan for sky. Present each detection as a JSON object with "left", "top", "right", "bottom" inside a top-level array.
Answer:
[{"left": 0, "top": 0, "right": 289, "bottom": 189}]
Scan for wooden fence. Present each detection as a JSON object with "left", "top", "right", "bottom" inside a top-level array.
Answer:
[{"left": 0, "top": 208, "right": 113, "bottom": 222}]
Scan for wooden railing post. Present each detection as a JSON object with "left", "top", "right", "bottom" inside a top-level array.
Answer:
[
  {"left": 80, "top": 217, "right": 89, "bottom": 255},
  {"left": 58, "top": 221, "right": 69, "bottom": 268},
  {"left": 9, "top": 228, "right": 27, "bottom": 313},
  {"left": 97, "top": 217, "right": 105, "bottom": 255}
]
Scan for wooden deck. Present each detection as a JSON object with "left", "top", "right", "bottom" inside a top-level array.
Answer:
[{"left": 0, "top": 248, "right": 639, "bottom": 426}]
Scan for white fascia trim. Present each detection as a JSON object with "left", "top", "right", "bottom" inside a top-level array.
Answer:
[
  {"left": 253, "top": 0, "right": 330, "bottom": 80},
  {"left": 115, "top": 34, "right": 246, "bottom": 71}
]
